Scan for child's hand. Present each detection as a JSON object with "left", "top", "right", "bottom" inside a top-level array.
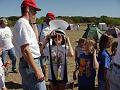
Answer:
[
  {"left": 73, "top": 71, "right": 77, "bottom": 80},
  {"left": 45, "top": 35, "right": 51, "bottom": 42}
]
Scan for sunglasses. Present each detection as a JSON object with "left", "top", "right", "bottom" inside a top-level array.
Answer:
[{"left": 30, "top": 8, "right": 37, "bottom": 15}]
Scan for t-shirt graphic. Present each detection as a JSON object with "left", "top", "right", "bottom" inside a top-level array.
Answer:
[
  {"left": 79, "top": 58, "right": 91, "bottom": 78},
  {"left": 45, "top": 45, "right": 68, "bottom": 81},
  {"left": 51, "top": 49, "right": 64, "bottom": 80},
  {"left": 78, "top": 53, "right": 96, "bottom": 86}
]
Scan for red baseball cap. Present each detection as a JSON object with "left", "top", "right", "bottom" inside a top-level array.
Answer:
[
  {"left": 46, "top": 12, "right": 55, "bottom": 20},
  {"left": 21, "top": 0, "right": 41, "bottom": 11}
]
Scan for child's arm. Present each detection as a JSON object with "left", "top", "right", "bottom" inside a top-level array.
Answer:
[
  {"left": 93, "top": 49, "right": 99, "bottom": 70},
  {"left": 74, "top": 46, "right": 78, "bottom": 67},
  {"left": 0, "top": 48, "right": 2, "bottom": 56},
  {"left": 40, "top": 35, "right": 50, "bottom": 54},
  {"left": 73, "top": 66, "right": 79, "bottom": 80},
  {"left": 67, "top": 37, "right": 74, "bottom": 57}
]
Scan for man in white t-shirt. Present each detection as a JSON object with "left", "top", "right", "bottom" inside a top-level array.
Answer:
[
  {"left": 13, "top": 0, "right": 46, "bottom": 90},
  {"left": 0, "top": 18, "right": 17, "bottom": 73},
  {"left": 37, "top": 12, "right": 55, "bottom": 78},
  {"left": 38, "top": 12, "right": 55, "bottom": 45}
]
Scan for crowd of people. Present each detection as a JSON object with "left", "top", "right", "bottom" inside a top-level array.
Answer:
[{"left": 0, "top": 0, "right": 120, "bottom": 90}]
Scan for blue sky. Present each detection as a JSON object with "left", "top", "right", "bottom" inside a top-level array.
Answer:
[{"left": 0, "top": 0, "right": 120, "bottom": 17}]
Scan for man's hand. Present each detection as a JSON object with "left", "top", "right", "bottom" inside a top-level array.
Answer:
[{"left": 35, "top": 69, "right": 45, "bottom": 81}]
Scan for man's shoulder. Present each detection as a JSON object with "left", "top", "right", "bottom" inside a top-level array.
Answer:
[
  {"left": 15, "top": 18, "right": 29, "bottom": 27},
  {"left": 17, "top": 18, "right": 28, "bottom": 24},
  {"left": 5, "top": 26, "right": 11, "bottom": 30}
]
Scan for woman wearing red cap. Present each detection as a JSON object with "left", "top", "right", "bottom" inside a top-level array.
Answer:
[{"left": 13, "top": 0, "right": 46, "bottom": 90}]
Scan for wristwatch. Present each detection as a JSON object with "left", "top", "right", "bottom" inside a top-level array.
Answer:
[{"left": 31, "top": 22, "right": 37, "bottom": 24}]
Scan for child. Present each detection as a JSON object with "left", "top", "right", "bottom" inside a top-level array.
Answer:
[
  {"left": 111, "top": 41, "right": 118, "bottom": 60},
  {"left": 75, "top": 38, "right": 86, "bottom": 68},
  {"left": 73, "top": 39, "right": 99, "bottom": 90},
  {"left": 41, "top": 29, "right": 74, "bottom": 90},
  {"left": 98, "top": 34, "right": 113, "bottom": 90},
  {"left": 0, "top": 48, "right": 7, "bottom": 90}
]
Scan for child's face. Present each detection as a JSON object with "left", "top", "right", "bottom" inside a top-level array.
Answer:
[
  {"left": 78, "top": 42, "right": 85, "bottom": 48},
  {"left": 83, "top": 41, "right": 94, "bottom": 52},
  {"left": 107, "top": 39, "right": 112, "bottom": 48},
  {"left": 83, "top": 42, "right": 88, "bottom": 51},
  {"left": 53, "top": 34, "right": 63, "bottom": 44}
]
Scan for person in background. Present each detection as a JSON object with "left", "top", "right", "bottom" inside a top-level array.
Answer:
[
  {"left": 73, "top": 39, "right": 99, "bottom": 90},
  {"left": 74, "top": 38, "right": 86, "bottom": 68},
  {"left": 111, "top": 41, "right": 118, "bottom": 60},
  {"left": 38, "top": 12, "right": 55, "bottom": 45},
  {"left": 105, "top": 41, "right": 118, "bottom": 90},
  {"left": 0, "top": 18, "right": 17, "bottom": 73},
  {"left": 0, "top": 48, "right": 7, "bottom": 90},
  {"left": 109, "top": 27, "right": 120, "bottom": 90},
  {"left": 98, "top": 34, "right": 113, "bottom": 90},
  {"left": 13, "top": 0, "right": 46, "bottom": 90},
  {"left": 41, "top": 29, "right": 74, "bottom": 90},
  {"left": 38, "top": 12, "right": 55, "bottom": 79}
]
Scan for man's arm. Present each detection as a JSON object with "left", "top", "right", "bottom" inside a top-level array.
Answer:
[{"left": 21, "top": 44, "right": 44, "bottom": 81}]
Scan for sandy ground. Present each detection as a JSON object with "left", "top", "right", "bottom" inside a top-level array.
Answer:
[{"left": 5, "top": 25, "right": 99, "bottom": 90}]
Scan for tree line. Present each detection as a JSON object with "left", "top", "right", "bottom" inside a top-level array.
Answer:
[{"left": 1, "top": 15, "right": 120, "bottom": 26}]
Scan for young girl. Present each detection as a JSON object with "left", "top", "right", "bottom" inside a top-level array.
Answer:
[
  {"left": 73, "top": 39, "right": 99, "bottom": 90},
  {"left": 98, "top": 34, "right": 113, "bottom": 90},
  {"left": 41, "top": 29, "right": 74, "bottom": 90},
  {"left": 75, "top": 38, "right": 86, "bottom": 68}
]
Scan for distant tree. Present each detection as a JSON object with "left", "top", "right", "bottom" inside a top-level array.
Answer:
[{"left": 37, "top": 16, "right": 45, "bottom": 24}]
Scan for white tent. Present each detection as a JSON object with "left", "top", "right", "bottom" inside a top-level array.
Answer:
[{"left": 98, "top": 23, "right": 108, "bottom": 30}]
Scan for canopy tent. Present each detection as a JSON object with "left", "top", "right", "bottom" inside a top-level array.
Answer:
[
  {"left": 82, "top": 26, "right": 103, "bottom": 42},
  {"left": 49, "top": 20, "right": 69, "bottom": 31},
  {"left": 105, "top": 27, "right": 120, "bottom": 38}
]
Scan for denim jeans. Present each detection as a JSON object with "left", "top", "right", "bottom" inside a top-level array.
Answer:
[
  {"left": 109, "top": 64, "right": 120, "bottom": 90},
  {"left": 98, "top": 80, "right": 106, "bottom": 90},
  {"left": 1, "top": 47, "right": 16, "bottom": 70},
  {"left": 19, "top": 57, "right": 46, "bottom": 90}
]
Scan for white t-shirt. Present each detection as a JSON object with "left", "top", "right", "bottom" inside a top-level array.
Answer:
[
  {"left": 37, "top": 23, "right": 52, "bottom": 43},
  {"left": 113, "top": 27, "right": 120, "bottom": 65},
  {"left": 37, "top": 23, "right": 53, "bottom": 55},
  {"left": 0, "top": 26, "right": 14, "bottom": 50},
  {"left": 44, "top": 45, "right": 68, "bottom": 80},
  {"left": 13, "top": 18, "right": 40, "bottom": 58}
]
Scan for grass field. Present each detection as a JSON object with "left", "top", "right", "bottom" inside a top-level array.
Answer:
[{"left": 5, "top": 24, "right": 91, "bottom": 90}]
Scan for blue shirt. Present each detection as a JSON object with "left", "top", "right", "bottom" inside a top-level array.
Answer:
[
  {"left": 98, "top": 49, "right": 111, "bottom": 81},
  {"left": 77, "top": 52, "right": 96, "bottom": 87}
]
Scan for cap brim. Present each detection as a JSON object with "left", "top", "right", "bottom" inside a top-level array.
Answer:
[
  {"left": 34, "top": 7, "right": 41, "bottom": 11},
  {"left": 55, "top": 30, "right": 65, "bottom": 36}
]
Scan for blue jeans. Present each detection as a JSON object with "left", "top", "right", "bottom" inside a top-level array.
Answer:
[
  {"left": 1, "top": 47, "right": 16, "bottom": 70},
  {"left": 98, "top": 80, "right": 106, "bottom": 90},
  {"left": 109, "top": 64, "right": 120, "bottom": 90},
  {"left": 19, "top": 57, "right": 46, "bottom": 90}
]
